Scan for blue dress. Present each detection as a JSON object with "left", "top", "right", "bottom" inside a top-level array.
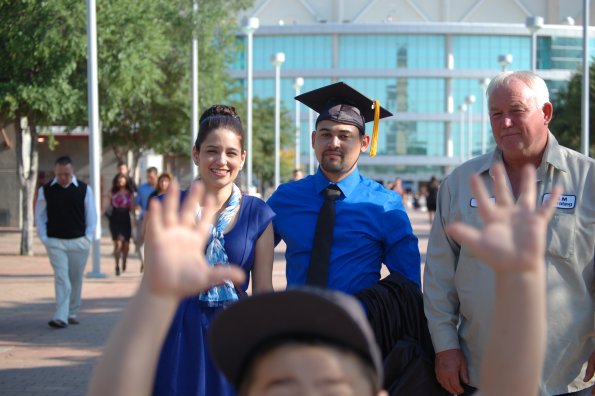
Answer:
[{"left": 152, "top": 195, "right": 274, "bottom": 396}]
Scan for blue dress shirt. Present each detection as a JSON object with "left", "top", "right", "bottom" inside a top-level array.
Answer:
[
  {"left": 135, "top": 182, "right": 155, "bottom": 219},
  {"left": 267, "top": 167, "right": 421, "bottom": 294}
]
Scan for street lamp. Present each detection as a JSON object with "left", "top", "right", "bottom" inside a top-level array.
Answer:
[
  {"left": 526, "top": 16, "right": 544, "bottom": 72},
  {"left": 243, "top": 17, "right": 259, "bottom": 193},
  {"left": 498, "top": 54, "right": 513, "bottom": 72},
  {"left": 465, "top": 95, "right": 476, "bottom": 159},
  {"left": 191, "top": 0, "right": 199, "bottom": 180},
  {"left": 479, "top": 78, "right": 491, "bottom": 154},
  {"left": 459, "top": 104, "right": 467, "bottom": 163},
  {"left": 271, "top": 52, "right": 285, "bottom": 189},
  {"left": 293, "top": 77, "right": 304, "bottom": 170},
  {"left": 582, "top": 0, "right": 590, "bottom": 156}
]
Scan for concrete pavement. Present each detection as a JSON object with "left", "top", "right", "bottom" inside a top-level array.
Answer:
[{"left": 0, "top": 208, "right": 431, "bottom": 396}]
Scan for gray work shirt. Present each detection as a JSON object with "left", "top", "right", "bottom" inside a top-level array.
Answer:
[{"left": 423, "top": 133, "right": 595, "bottom": 395}]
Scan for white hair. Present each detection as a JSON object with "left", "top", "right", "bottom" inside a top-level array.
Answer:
[{"left": 486, "top": 71, "right": 550, "bottom": 109}]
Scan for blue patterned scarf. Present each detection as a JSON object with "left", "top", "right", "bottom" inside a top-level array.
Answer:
[{"left": 198, "top": 183, "right": 241, "bottom": 307}]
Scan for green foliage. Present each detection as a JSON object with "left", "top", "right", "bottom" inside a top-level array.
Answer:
[
  {"left": 550, "top": 63, "right": 595, "bottom": 157},
  {"left": 98, "top": 0, "right": 252, "bottom": 160},
  {"left": 0, "top": 0, "right": 87, "bottom": 124},
  {"left": 232, "top": 96, "right": 294, "bottom": 188}
]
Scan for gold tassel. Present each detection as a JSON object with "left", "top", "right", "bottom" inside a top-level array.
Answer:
[{"left": 370, "top": 100, "right": 380, "bottom": 157}]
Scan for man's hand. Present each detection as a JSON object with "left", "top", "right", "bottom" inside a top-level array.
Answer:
[
  {"left": 435, "top": 348, "right": 469, "bottom": 394},
  {"left": 143, "top": 180, "right": 245, "bottom": 299},
  {"left": 446, "top": 163, "right": 561, "bottom": 273}
]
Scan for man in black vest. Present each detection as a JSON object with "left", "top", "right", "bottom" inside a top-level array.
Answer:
[{"left": 35, "top": 156, "right": 97, "bottom": 329}]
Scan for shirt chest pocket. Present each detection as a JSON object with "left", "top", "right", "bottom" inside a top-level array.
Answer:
[
  {"left": 458, "top": 211, "right": 484, "bottom": 260},
  {"left": 547, "top": 213, "right": 575, "bottom": 259}
]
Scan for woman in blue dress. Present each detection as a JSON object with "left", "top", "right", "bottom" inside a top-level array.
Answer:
[{"left": 152, "top": 105, "right": 275, "bottom": 396}]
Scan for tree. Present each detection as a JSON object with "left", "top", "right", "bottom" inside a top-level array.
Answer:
[
  {"left": 232, "top": 96, "right": 294, "bottom": 190},
  {"left": 98, "top": 0, "right": 252, "bottom": 171},
  {"left": 0, "top": 0, "right": 87, "bottom": 255},
  {"left": 550, "top": 63, "right": 595, "bottom": 157},
  {"left": 0, "top": 0, "right": 252, "bottom": 254}
]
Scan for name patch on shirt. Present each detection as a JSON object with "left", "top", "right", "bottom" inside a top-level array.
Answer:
[
  {"left": 542, "top": 193, "right": 576, "bottom": 209},
  {"left": 470, "top": 197, "right": 495, "bottom": 208}
]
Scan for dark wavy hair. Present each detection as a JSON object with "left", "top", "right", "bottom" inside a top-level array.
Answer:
[
  {"left": 194, "top": 105, "right": 245, "bottom": 151},
  {"left": 111, "top": 173, "right": 134, "bottom": 194}
]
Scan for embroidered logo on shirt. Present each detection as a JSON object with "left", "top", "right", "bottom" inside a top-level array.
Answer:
[
  {"left": 470, "top": 197, "right": 495, "bottom": 207},
  {"left": 542, "top": 193, "right": 576, "bottom": 209}
]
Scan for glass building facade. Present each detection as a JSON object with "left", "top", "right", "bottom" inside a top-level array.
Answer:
[{"left": 231, "top": 23, "right": 594, "bottom": 183}]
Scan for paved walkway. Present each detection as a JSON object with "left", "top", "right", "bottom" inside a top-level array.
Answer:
[{"left": 0, "top": 209, "right": 431, "bottom": 396}]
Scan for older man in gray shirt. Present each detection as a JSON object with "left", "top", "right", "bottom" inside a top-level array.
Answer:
[{"left": 423, "top": 71, "right": 595, "bottom": 396}]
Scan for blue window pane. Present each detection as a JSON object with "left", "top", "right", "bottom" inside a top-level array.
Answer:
[
  {"left": 339, "top": 35, "right": 444, "bottom": 69},
  {"left": 250, "top": 35, "right": 333, "bottom": 70},
  {"left": 453, "top": 35, "right": 530, "bottom": 70}
]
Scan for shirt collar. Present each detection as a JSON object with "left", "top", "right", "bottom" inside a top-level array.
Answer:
[
  {"left": 540, "top": 131, "right": 568, "bottom": 173},
  {"left": 314, "top": 167, "right": 361, "bottom": 198},
  {"left": 50, "top": 175, "right": 79, "bottom": 188}
]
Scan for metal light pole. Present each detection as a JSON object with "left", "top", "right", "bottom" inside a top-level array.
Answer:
[
  {"left": 85, "top": 0, "right": 104, "bottom": 278},
  {"left": 243, "top": 17, "right": 259, "bottom": 191},
  {"left": 466, "top": 95, "right": 476, "bottom": 159},
  {"left": 293, "top": 77, "right": 304, "bottom": 170},
  {"left": 582, "top": 0, "right": 590, "bottom": 156},
  {"left": 459, "top": 104, "right": 467, "bottom": 163},
  {"left": 498, "top": 54, "right": 513, "bottom": 72},
  {"left": 526, "top": 16, "right": 544, "bottom": 72},
  {"left": 479, "top": 78, "right": 491, "bottom": 154},
  {"left": 271, "top": 52, "right": 285, "bottom": 189},
  {"left": 191, "top": 0, "right": 199, "bottom": 180}
]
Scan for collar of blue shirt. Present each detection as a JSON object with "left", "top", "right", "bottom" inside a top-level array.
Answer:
[{"left": 313, "top": 167, "right": 362, "bottom": 198}]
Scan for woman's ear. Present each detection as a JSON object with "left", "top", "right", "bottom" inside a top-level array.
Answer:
[{"left": 192, "top": 146, "right": 200, "bottom": 166}]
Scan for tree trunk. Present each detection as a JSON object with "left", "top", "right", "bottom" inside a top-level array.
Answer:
[
  {"left": 131, "top": 148, "right": 141, "bottom": 182},
  {"left": 15, "top": 115, "right": 39, "bottom": 256}
]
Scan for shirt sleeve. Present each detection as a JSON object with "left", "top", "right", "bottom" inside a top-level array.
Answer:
[
  {"left": 85, "top": 185, "right": 98, "bottom": 240},
  {"left": 422, "top": 177, "right": 462, "bottom": 353},
  {"left": 34, "top": 186, "right": 48, "bottom": 242},
  {"left": 382, "top": 199, "right": 422, "bottom": 287}
]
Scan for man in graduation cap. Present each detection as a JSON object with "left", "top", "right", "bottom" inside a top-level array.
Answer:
[
  {"left": 266, "top": 83, "right": 443, "bottom": 394},
  {"left": 267, "top": 82, "right": 421, "bottom": 294}
]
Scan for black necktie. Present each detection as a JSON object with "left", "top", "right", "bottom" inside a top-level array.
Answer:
[{"left": 307, "top": 184, "right": 342, "bottom": 287}]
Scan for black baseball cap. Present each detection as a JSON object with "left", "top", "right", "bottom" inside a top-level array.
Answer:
[{"left": 208, "top": 287, "right": 383, "bottom": 390}]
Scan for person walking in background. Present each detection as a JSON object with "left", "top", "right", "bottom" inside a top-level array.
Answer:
[
  {"left": 115, "top": 160, "right": 136, "bottom": 192},
  {"left": 426, "top": 175, "right": 439, "bottom": 223},
  {"left": 152, "top": 104, "right": 275, "bottom": 396},
  {"left": 423, "top": 71, "right": 595, "bottom": 396},
  {"left": 292, "top": 168, "right": 304, "bottom": 181},
  {"left": 106, "top": 173, "right": 135, "bottom": 276},
  {"left": 139, "top": 172, "right": 174, "bottom": 261},
  {"left": 391, "top": 177, "right": 405, "bottom": 200},
  {"left": 134, "top": 166, "right": 158, "bottom": 271},
  {"left": 35, "top": 156, "right": 97, "bottom": 329},
  {"left": 148, "top": 172, "right": 173, "bottom": 201}
]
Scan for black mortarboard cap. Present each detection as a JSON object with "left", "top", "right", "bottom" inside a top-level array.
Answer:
[{"left": 295, "top": 82, "right": 393, "bottom": 156}]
